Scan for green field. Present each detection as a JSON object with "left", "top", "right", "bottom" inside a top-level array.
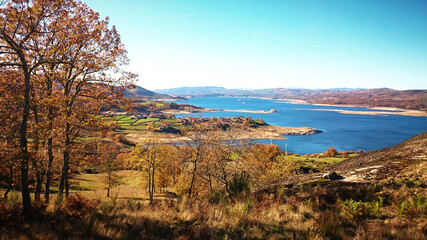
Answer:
[{"left": 111, "top": 115, "right": 181, "bottom": 133}]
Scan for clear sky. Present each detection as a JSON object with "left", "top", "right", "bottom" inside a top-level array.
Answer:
[{"left": 84, "top": 0, "right": 427, "bottom": 90}]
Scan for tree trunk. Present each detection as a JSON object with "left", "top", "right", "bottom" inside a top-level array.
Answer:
[
  {"left": 58, "top": 122, "right": 71, "bottom": 202},
  {"left": 151, "top": 165, "right": 155, "bottom": 203},
  {"left": 20, "top": 70, "right": 32, "bottom": 217},
  {"left": 148, "top": 168, "right": 153, "bottom": 204},
  {"left": 208, "top": 174, "right": 213, "bottom": 192},
  {"left": 33, "top": 106, "right": 42, "bottom": 202},
  {"left": 4, "top": 164, "right": 13, "bottom": 199},
  {"left": 44, "top": 80, "right": 54, "bottom": 203},
  {"left": 188, "top": 155, "right": 199, "bottom": 200},
  {"left": 65, "top": 171, "right": 69, "bottom": 197},
  {"left": 107, "top": 171, "right": 111, "bottom": 197},
  {"left": 44, "top": 136, "right": 54, "bottom": 203}
]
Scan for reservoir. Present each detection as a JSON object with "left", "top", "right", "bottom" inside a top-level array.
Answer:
[{"left": 175, "top": 97, "right": 427, "bottom": 154}]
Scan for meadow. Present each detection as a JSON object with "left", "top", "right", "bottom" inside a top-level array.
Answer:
[{"left": 1, "top": 160, "right": 426, "bottom": 240}]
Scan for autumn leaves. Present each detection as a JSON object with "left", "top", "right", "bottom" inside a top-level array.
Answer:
[{"left": 0, "top": 0, "right": 135, "bottom": 215}]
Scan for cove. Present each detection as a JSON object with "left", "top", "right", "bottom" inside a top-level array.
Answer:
[{"left": 174, "top": 97, "right": 427, "bottom": 154}]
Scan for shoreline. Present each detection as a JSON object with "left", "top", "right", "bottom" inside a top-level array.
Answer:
[
  {"left": 278, "top": 98, "right": 427, "bottom": 117},
  {"left": 125, "top": 125, "right": 322, "bottom": 143},
  {"left": 307, "top": 108, "right": 427, "bottom": 117},
  {"left": 164, "top": 108, "right": 279, "bottom": 114},
  {"left": 167, "top": 99, "right": 427, "bottom": 117}
]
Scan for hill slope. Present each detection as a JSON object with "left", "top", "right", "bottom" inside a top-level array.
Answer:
[
  {"left": 156, "top": 86, "right": 427, "bottom": 110},
  {"left": 258, "top": 131, "right": 427, "bottom": 193},
  {"left": 155, "top": 86, "right": 247, "bottom": 97},
  {"left": 124, "top": 85, "right": 177, "bottom": 99},
  {"left": 330, "top": 131, "right": 427, "bottom": 182}
]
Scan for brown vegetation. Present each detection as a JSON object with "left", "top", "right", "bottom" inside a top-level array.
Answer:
[
  {"left": 1, "top": 132, "right": 426, "bottom": 239},
  {"left": 1, "top": 1, "right": 425, "bottom": 239},
  {"left": 0, "top": 0, "right": 135, "bottom": 215},
  {"left": 289, "top": 88, "right": 427, "bottom": 111}
]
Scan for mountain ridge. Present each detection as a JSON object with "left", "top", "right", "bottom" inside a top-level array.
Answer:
[
  {"left": 155, "top": 86, "right": 427, "bottom": 110},
  {"left": 123, "top": 85, "right": 181, "bottom": 100}
]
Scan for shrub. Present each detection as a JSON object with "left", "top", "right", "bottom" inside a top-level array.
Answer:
[
  {"left": 397, "top": 194, "right": 426, "bottom": 218},
  {"left": 323, "top": 147, "right": 337, "bottom": 157},
  {"left": 317, "top": 210, "right": 342, "bottom": 240},
  {"left": 0, "top": 201, "right": 22, "bottom": 225},
  {"left": 229, "top": 172, "right": 251, "bottom": 198},
  {"left": 366, "top": 196, "right": 384, "bottom": 218},
  {"left": 209, "top": 189, "right": 228, "bottom": 205},
  {"left": 33, "top": 199, "right": 48, "bottom": 212},
  {"left": 114, "top": 134, "right": 134, "bottom": 145},
  {"left": 56, "top": 194, "right": 100, "bottom": 220},
  {"left": 339, "top": 199, "right": 368, "bottom": 225}
]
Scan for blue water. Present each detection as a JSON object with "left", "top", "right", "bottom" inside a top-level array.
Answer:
[{"left": 174, "top": 97, "right": 427, "bottom": 154}]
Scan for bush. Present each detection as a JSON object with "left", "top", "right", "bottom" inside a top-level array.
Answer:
[
  {"left": 209, "top": 189, "right": 228, "bottom": 205},
  {"left": 33, "top": 199, "right": 48, "bottom": 212},
  {"left": 56, "top": 194, "right": 100, "bottom": 220},
  {"left": 339, "top": 197, "right": 386, "bottom": 224},
  {"left": 397, "top": 194, "right": 426, "bottom": 218},
  {"left": 0, "top": 201, "right": 22, "bottom": 225},
  {"left": 323, "top": 147, "right": 337, "bottom": 157},
  {"left": 317, "top": 210, "right": 342, "bottom": 240},
  {"left": 366, "top": 196, "right": 384, "bottom": 218},
  {"left": 339, "top": 199, "right": 368, "bottom": 225},
  {"left": 229, "top": 172, "right": 251, "bottom": 198}
]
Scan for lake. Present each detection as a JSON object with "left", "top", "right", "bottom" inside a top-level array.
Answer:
[{"left": 174, "top": 97, "right": 427, "bottom": 154}]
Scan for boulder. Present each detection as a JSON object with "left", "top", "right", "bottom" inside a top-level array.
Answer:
[{"left": 323, "top": 171, "right": 341, "bottom": 180}]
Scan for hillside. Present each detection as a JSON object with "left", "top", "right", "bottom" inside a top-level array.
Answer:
[
  {"left": 156, "top": 87, "right": 427, "bottom": 110},
  {"left": 155, "top": 86, "right": 247, "bottom": 97},
  {"left": 292, "top": 88, "right": 427, "bottom": 110},
  {"left": 259, "top": 131, "right": 427, "bottom": 193},
  {"left": 124, "top": 85, "right": 179, "bottom": 100},
  {"left": 330, "top": 131, "right": 427, "bottom": 182}
]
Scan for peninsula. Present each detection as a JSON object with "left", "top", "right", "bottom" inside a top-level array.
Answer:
[{"left": 108, "top": 100, "right": 322, "bottom": 143}]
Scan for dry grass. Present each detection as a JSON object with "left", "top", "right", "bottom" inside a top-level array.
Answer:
[{"left": 1, "top": 161, "right": 426, "bottom": 240}]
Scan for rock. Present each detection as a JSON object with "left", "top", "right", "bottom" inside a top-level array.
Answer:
[{"left": 323, "top": 171, "right": 341, "bottom": 180}]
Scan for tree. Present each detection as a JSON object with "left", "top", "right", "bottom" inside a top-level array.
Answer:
[
  {"left": 0, "top": 0, "right": 67, "bottom": 215},
  {"left": 157, "top": 144, "right": 181, "bottom": 192},
  {"left": 97, "top": 143, "right": 122, "bottom": 197},
  {"left": 128, "top": 138, "right": 164, "bottom": 204},
  {"left": 182, "top": 126, "right": 216, "bottom": 200},
  {"left": 0, "top": 70, "right": 22, "bottom": 199},
  {"left": 1, "top": 0, "right": 136, "bottom": 213},
  {"left": 45, "top": 1, "right": 136, "bottom": 202},
  {"left": 323, "top": 147, "right": 337, "bottom": 157}
]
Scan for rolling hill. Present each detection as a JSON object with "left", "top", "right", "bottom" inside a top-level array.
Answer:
[
  {"left": 123, "top": 85, "right": 179, "bottom": 100},
  {"left": 156, "top": 86, "right": 427, "bottom": 110},
  {"left": 258, "top": 131, "right": 427, "bottom": 193}
]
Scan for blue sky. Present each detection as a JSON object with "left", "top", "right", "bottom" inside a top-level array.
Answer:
[{"left": 84, "top": 0, "right": 427, "bottom": 90}]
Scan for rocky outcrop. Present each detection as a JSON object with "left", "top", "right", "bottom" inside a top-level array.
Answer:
[
  {"left": 322, "top": 171, "right": 342, "bottom": 180},
  {"left": 279, "top": 127, "right": 322, "bottom": 135}
]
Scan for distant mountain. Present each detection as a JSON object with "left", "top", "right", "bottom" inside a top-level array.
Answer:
[
  {"left": 155, "top": 86, "right": 247, "bottom": 97},
  {"left": 155, "top": 86, "right": 367, "bottom": 98},
  {"left": 155, "top": 86, "right": 427, "bottom": 110},
  {"left": 124, "top": 85, "right": 179, "bottom": 100}
]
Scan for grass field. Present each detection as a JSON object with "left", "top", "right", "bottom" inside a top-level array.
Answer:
[
  {"left": 112, "top": 115, "right": 181, "bottom": 133},
  {"left": 0, "top": 170, "right": 149, "bottom": 204}
]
